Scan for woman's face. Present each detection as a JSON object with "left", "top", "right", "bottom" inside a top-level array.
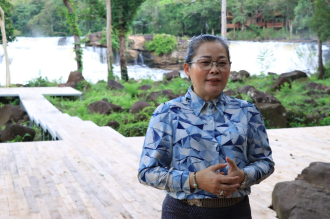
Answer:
[{"left": 184, "top": 42, "right": 231, "bottom": 102}]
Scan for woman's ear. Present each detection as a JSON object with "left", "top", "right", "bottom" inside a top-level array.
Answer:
[{"left": 184, "top": 63, "right": 190, "bottom": 77}]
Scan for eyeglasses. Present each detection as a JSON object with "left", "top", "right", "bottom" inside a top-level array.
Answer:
[{"left": 189, "top": 59, "right": 232, "bottom": 71}]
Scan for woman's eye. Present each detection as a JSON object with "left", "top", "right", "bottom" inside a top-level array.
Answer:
[
  {"left": 201, "top": 61, "right": 211, "bottom": 65},
  {"left": 219, "top": 62, "right": 227, "bottom": 65}
]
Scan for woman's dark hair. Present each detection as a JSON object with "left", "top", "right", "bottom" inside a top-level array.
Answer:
[{"left": 184, "top": 34, "right": 231, "bottom": 64}]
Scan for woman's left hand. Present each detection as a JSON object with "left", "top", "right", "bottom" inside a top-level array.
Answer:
[{"left": 226, "top": 157, "right": 245, "bottom": 185}]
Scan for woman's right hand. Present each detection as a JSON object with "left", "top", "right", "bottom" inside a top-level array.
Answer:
[{"left": 190, "top": 163, "right": 241, "bottom": 197}]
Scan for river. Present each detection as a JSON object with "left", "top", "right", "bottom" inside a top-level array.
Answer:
[{"left": 0, "top": 37, "right": 329, "bottom": 85}]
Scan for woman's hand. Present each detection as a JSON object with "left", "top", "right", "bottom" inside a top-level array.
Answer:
[
  {"left": 189, "top": 163, "right": 240, "bottom": 197},
  {"left": 226, "top": 157, "right": 245, "bottom": 185}
]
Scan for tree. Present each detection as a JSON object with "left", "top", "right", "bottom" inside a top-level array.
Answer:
[
  {"left": 112, "top": 0, "right": 146, "bottom": 81},
  {"left": 0, "top": 0, "right": 15, "bottom": 42},
  {"left": 106, "top": 0, "right": 114, "bottom": 80},
  {"left": 63, "top": 0, "right": 83, "bottom": 71},
  {"left": 0, "top": 1, "right": 15, "bottom": 87},
  {"left": 309, "top": 0, "right": 330, "bottom": 79}
]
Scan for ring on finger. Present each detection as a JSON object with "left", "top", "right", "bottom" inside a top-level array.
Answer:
[{"left": 220, "top": 190, "right": 224, "bottom": 197}]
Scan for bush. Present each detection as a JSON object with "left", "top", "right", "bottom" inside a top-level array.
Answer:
[{"left": 146, "top": 34, "right": 177, "bottom": 55}]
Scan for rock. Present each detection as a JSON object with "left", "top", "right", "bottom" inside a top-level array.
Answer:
[
  {"left": 146, "top": 92, "right": 160, "bottom": 102},
  {"left": 0, "top": 105, "right": 26, "bottom": 127},
  {"left": 278, "top": 70, "right": 308, "bottom": 82},
  {"left": 106, "top": 120, "right": 120, "bottom": 130},
  {"left": 58, "top": 71, "right": 85, "bottom": 89},
  {"left": 14, "top": 84, "right": 24, "bottom": 87},
  {"left": 58, "top": 37, "right": 67, "bottom": 46},
  {"left": 128, "top": 35, "right": 146, "bottom": 50},
  {"left": 58, "top": 82, "right": 76, "bottom": 89},
  {"left": 268, "top": 72, "right": 277, "bottom": 76},
  {"left": 153, "top": 80, "right": 168, "bottom": 88},
  {"left": 165, "top": 70, "right": 181, "bottom": 81},
  {"left": 107, "top": 79, "right": 124, "bottom": 90},
  {"left": 247, "top": 88, "right": 281, "bottom": 104},
  {"left": 126, "top": 49, "right": 139, "bottom": 63},
  {"left": 255, "top": 103, "right": 287, "bottom": 128},
  {"left": 270, "top": 77, "right": 292, "bottom": 91},
  {"left": 239, "top": 70, "right": 250, "bottom": 78},
  {"left": 146, "top": 89, "right": 178, "bottom": 102},
  {"left": 85, "top": 31, "right": 106, "bottom": 47},
  {"left": 130, "top": 101, "right": 151, "bottom": 114},
  {"left": 235, "top": 94, "right": 243, "bottom": 99},
  {"left": 89, "top": 101, "right": 123, "bottom": 115},
  {"left": 304, "top": 99, "right": 318, "bottom": 107},
  {"left": 138, "top": 85, "right": 152, "bottom": 91},
  {"left": 272, "top": 162, "right": 330, "bottom": 219},
  {"left": 97, "top": 80, "right": 106, "bottom": 84},
  {"left": 307, "top": 82, "right": 330, "bottom": 94},
  {"left": 229, "top": 71, "right": 242, "bottom": 82},
  {"left": 223, "top": 89, "right": 236, "bottom": 96},
  {"left": 1, "top": 124, "right": 36, "bottom": 142},
  {"left": 237, "top": 85, "right": 256, "bottom": 94}
]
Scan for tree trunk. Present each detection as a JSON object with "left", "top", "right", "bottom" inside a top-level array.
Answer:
[
  {"left": 106, "top": 0, "right": 113, "bottom": 81},
  {"left": 63, "top": 0, "right": 82, "bottom": 71},
  {"left": 118, "top": 30, "right": 128, "bottom": 81},
  {"left": 289, "top": 19, "right": 293, "bottom": 38},
  {"left": 221, "top": 0, "right": 227, "bottom": 38},
  {"left": 317, "top": 36, "right": 324, "bottom": 79},
  {"left": 0, "top": 6, "right": 10, "bottom": 87},
  {"left": 212, "top": 28, "right": 214, "bottom": 36}
]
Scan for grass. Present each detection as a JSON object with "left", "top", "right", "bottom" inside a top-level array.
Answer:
[{"left": 6, "top": 71, "right": 330, "bottom": 137}]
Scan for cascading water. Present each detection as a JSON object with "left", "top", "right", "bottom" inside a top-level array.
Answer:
[{"left": 0, "top": 37, "right": 329, "bottom": 85}]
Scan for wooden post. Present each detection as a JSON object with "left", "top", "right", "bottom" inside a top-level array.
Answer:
[
  {"left": 0, "top": 6, "right": 10, "bottom": 87},
  {"left": 221, "top": 0, "right": 227, "bottom": 38},
  {"left": 106, "top": 0, "right": 113, "bottom": 80}
]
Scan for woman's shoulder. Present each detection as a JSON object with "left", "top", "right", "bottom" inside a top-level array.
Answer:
[
  {"left": 223, "top": 94, "right": 255, "bottom": 109},
  {"left": 153, "top": 95, "right": 187, "bottom": 114}
]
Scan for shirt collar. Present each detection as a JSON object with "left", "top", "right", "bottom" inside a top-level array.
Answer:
[{"left": 185, "top": 85, "right": 225, "bottom": 116}]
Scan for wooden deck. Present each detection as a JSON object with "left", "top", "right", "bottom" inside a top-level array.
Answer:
[{"left": 0, "top": 87, "right": 329, "bottom": 218}]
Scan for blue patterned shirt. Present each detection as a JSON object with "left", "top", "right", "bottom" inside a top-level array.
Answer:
[{"left": 138, "top": 86, "right": 275, "bottom": 200}]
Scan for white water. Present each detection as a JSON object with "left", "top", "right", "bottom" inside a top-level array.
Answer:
[{"left": 0, "top": 37, "right": 329, "bottom": 85}]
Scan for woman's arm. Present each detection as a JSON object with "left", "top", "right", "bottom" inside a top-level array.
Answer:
[
  {"left": 240, "top": 103, "right": 275, "bottom": 188},
  {"left": 138, "top": 103, "right": 192, "bottom": 194}
]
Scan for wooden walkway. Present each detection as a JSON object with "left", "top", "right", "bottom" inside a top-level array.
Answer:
[{"left": 0, "top": 87, "right": 329, "bottom": 219}]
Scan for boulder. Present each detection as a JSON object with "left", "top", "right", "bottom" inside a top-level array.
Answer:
[
  {"left": 278, "top": 70, "right": 308, "bottom": 82},
  {"left": 107, "top": 79, "right": 124, "bottom": 90},
  {"left": 89, "top": 101, "right": 123, "bottom": 115},
  {"left": 237, "top": 85, "right": 256, "bottom": 94},
  {"left": 106, "top": 120, "right": 120, "bottom": 130},
  {"left": 307, "top": 82, "right": 330, "bottom": 94},
  {"left": 84, "top": 31, "right": 106, "bottom": 47},
  {"left": 146, "top": 90, "right": 177, "bottom": 102},
  {"left": 128, "top": 35, "right": 146, "bottom": 50},
  {"left": 58, "top": 37, "right": 67, "bottom": 46},
  {"left": 130, "top": 101, "right": 151, "bottom": 114},
  {"left": 272, "top": 162, "right": 330, "bottom": 219},
  {"left": 254, "top": 103, "right": 287, "bottom": 128},
  {"left": 270, "top": 77, "right": 292, "bottom": 91},
  {"left": 229, "top": 71, "right": 242, "bottom": 82},
  {"left": 1, "top": 124, "right": 36, "bottom": 142},
  {"left": 165, "top": 70, "right": 181, "bottom": 81},
  {"left": 0, "top": 105, "right": 26, "bottom": 127},
  {"left": 223, "top": 89, "right": 236, "bottom": 96},
  {"left": 247, "top": 88, "right": 281, "bottom": 104},
  {"left": 126, "top": 49, "right": 139, "bottom": 63},
  {"left": 239, "top": 70, "right": 250, "bottom": 78},
  {"left": 304, "top": 99, "right": 318, "bottom": 107},
  {"left": 153, "top": 80, "right": 168, "bottom": 88},
  {"left": 138, "top": 85, "right": 152, "bottom": 91},
  {"left": 58, "top": 71, "right": 85, "bottom": 89}
]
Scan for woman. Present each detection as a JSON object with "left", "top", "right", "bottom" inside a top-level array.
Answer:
[{"left": 138, "top": 34, "right": 275, "bottom": 219}]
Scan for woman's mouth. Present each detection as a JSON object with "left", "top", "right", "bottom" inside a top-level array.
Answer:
[{"left": 207, "top": 78, "right": 220, "bottom": 84}]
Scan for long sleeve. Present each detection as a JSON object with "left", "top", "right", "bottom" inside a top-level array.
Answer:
[
  {"left": 241, "top": 104, "right": 275, "bottom": 188},
  {"left": 138, "top": 103, "right": 192, "bottom": 195}
]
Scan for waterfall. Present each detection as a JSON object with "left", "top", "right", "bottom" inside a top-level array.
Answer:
[
  {"left": 0, "top": 37, "right": 329, "bottom": 85},
  {"left": 138, "top": 52, "right": 145, "bottom": 66}
]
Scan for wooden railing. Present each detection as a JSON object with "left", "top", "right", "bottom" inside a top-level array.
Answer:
[
  {"left": 266, "top": 22, "right": 285, "bottom": 28},
  {"left": 227, "top": 23, "right": 240, "bottom": 28}
]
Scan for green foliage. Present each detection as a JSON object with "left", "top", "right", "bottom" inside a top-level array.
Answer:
[
  {"left": 98, "top": 29, "right": 120, "bottom": 50},
  {"left": 0, "top": 0, "right": 16, "bottom": 42},
  {"left": 6, "top": 133, "right": 31, "bottom": 143},
  {"left": 308, "top": 0, "right": 330, "bottom": 42},
  {"left": 145, "top": 34, "right": 177, "bottom": 55}
]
